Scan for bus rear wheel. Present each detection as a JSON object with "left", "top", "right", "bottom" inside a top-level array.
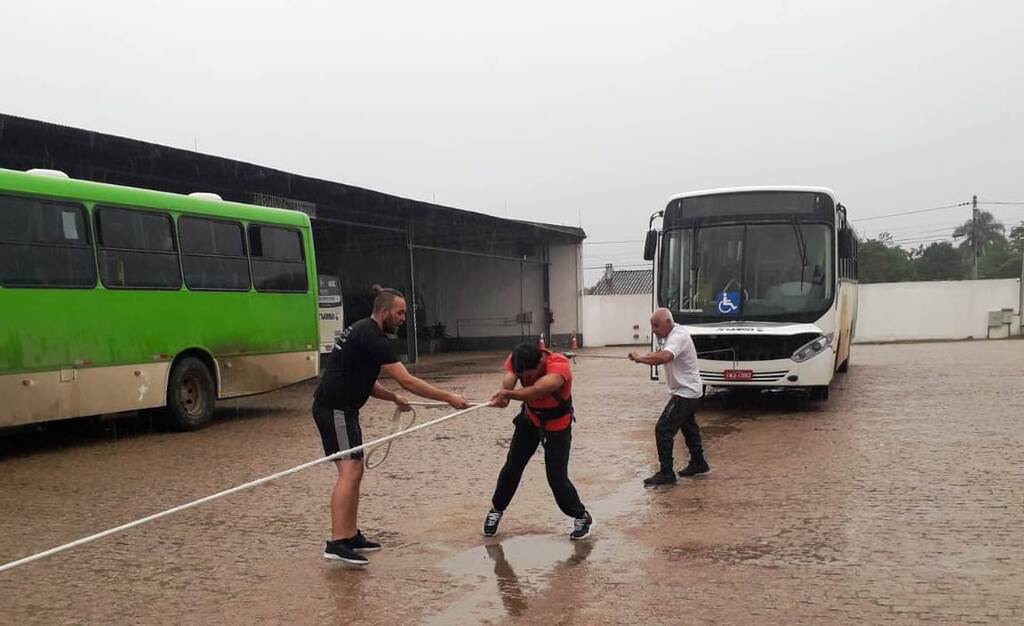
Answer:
[{"left": 165, "top": 357, "right": 215, "bottom": 431}]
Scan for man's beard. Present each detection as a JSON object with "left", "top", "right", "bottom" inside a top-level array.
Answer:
[{"left": 383, "top": 318, "right": 400, "bottom": 335}]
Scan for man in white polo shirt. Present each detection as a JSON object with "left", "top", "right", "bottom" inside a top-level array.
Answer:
[{"left": 629, "top": 308, "right": 710, "bottom": 486}]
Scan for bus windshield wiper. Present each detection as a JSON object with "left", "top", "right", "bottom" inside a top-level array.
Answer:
[{"left": 791, "top": 218, "right": 808, "bottom": 289}]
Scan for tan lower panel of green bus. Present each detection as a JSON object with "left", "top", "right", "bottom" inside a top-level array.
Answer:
[
  {"left": 216, "top": 351, "right": 318, "bottom": 399},
  {"left": 0, "top": 362, "right": 172, "bottom": 428},
  {"left": 0, "top": 351, "right": 318, "bottom": 428}
]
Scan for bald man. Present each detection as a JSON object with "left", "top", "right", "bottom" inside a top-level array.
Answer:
[{"left": 629, "top": 308, "right": 710, "bottom": 485}]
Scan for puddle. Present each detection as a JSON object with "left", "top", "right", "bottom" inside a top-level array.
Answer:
[
  {"left": 424, "top": 535, "right": 595, "bottom": 624},
  {"left": 420, "top": 479, "right": 648, "bottom": 624}
]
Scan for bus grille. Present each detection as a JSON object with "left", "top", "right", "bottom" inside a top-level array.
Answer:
[{"left": 692, "top": 333, "right": 820, "bottom": 362}]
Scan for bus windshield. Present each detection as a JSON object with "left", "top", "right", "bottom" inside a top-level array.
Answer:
[{"left": 660, "top": 222, "right": 833, "bottom": 319}]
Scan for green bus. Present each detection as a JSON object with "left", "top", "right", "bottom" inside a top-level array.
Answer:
[{"left": 0, "top": 167, "right": 319, "bottom": 430}]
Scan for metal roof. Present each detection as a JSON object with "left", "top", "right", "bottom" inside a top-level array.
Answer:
[
  {"left": 0, "top": 114, "right": 586, "bottom": 248},
  {"left": 589, "top": 268, "right": 653, "bottom": 295}
]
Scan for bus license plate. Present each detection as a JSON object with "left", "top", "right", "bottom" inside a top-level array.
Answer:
[{"left": 724, "top": 369, "right": 754, "bottom": 381}]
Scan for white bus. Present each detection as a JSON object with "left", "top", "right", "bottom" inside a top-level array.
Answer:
[
  {"left": 317, "top": 274, "right": 345, "bottom": 356},
  {"left": 644, "top": 187, "right": 859, "bottom": 400}
]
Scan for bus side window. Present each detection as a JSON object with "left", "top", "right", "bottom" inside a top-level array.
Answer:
[
  {"left": 179, "top": 216, "right": 251, "bottom": 291},
  {"left": 95, "top": 206, "right": 181, "bottom": 290},
  {"left": 0, "top": 193, "right": 96, "bottom": 288},
  {"left": 248, "top": 225, "right": 308, "bottom": 293}
]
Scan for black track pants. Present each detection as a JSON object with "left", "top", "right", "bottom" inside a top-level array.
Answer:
[
  {"left": 655, "top": 395, "right": 704, "bottom": 471},
  {"left": 491, "top": 411, "right": 586, "bottom": 518}
]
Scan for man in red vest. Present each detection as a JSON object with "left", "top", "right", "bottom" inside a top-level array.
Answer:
[{"left": 484, "top": 343, "right": 594, "bottom": 540}]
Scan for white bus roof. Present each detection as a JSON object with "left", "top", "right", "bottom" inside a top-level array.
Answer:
[{"left": 667, "top": 186, "right": 837, "bottom": 202}]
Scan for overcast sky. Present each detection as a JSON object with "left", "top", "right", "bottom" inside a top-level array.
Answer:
[{"left": 2, "top": 1, "right": 1022, "bottom": 284}]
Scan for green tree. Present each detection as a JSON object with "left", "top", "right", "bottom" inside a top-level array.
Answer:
[
  {"left": 858, "top": 237, "right": 914, "bottom": 283},
  {"left": 1009, "top": 221, "right": 1024, "bottom": 256},
  {"left": 978, "top": 238, "right": 1021, "bottom": 278},
  {"left": 912, "top": 242, "right": 966, "bottom": 281},
  {"left": 953, "top": 210, "right": 1005, "bottom": 270},
  {"left": 978, "top": 222, "right": 1024, "bottom": 279}
]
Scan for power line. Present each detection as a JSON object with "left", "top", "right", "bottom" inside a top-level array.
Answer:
[
  {"left": 852, "top": 201, "right": 971, "bottom": 223},
  {"left": 891, "top": 226, "right": 960, "bottom": 238},
  {"left": 891, "top": 236, "right": 956, "bottom": 245},
  {"left": 872, "top": 226, "right": 958, "bottom": 239},
  {"left": 583, "top": 257, "right": 647, "bottom": 263},
  {"left": 979, "top": 200, "right": 1024, "bottom": 205},
  {"left": 890, "top": 238, "right": 954, "bottom": 246},
  {"left": 583, "top": 264, "right": 651, "bottom": 270},
  {"left": 582, "top": 252, "right": 647, "bottom": 259},
  {"left": 867, "top": 222, "right": 961, "bottom": 235}
]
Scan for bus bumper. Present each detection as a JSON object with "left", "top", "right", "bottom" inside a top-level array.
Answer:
[{"left": 698, "top": 347, "right": 836, "bottom": 388}]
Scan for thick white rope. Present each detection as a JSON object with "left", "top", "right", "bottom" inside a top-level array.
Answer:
[
  {"left": 0, "top": 402, "right": 490, "bottom": 574},
  {"left": 364, "top": 401, "right": 454, "bottom": 469}
]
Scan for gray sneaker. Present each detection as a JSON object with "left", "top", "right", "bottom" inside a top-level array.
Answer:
[{"left": 570, "top": 512, "right": 594, "bottom": 540}]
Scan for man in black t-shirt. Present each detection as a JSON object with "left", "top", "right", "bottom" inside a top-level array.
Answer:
[{"left": 313, "top": 285, "right": 469, "bottom": 566}]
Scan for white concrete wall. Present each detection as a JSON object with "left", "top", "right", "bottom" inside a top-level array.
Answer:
[
  {"left": 549, "top": 243, "right": 583, "bottom": 341},
  {"left": 582, "top": 294, "right": 653, "bottom": 347},
  {"left": 855, "top": 278, "right": 1022, "bottom": 343}
]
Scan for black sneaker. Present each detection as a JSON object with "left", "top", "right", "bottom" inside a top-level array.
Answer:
[
  {"left": 344, "top": 530, "right": 382, "bottom": 552},
  {"left": 678, "top": 460, "right": 710, "bottom": 477},
  {"left": 643, "top": 470, "right": 678, "bottom": 486},
  {"left": 569, "top": 512, "right": 594, "bottom": 540},
  {"left": 323, "top": 540, "right": 368, "bottom": 566},
  {"left": 483, "top": 508, "right": 504, "bottom": 536}
]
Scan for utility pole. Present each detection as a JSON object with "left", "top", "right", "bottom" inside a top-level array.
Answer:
[{"left": 972, "top": 194, "right": 979, "bottom": 280}]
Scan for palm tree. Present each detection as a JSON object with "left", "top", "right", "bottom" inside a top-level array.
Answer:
[
  {"left": 954, "top": 210, "right": 1005, "bottom": 251},
  {"left": 953, "top": 211, "right": 1005, "bottom": 277}
]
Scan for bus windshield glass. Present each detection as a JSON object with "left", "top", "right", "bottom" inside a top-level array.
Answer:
[{"left": 660, "top": 222, "right": 833, "bottom": 319}]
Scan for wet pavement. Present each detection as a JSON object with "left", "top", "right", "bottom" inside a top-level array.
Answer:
[{"left": 1, "top": 341, "right": 1022, "bottom": 624}]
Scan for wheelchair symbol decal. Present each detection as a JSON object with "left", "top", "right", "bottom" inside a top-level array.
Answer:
[{"left": 716, "top": 291, "right": 740, "bottom": 315}]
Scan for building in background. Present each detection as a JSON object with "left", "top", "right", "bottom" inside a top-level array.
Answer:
[
  {"left": 582, "top": 264, "right": 653, "bottom": 346},
  {"left": 0, "top": 114, "right": 586, "bottom": 361}
]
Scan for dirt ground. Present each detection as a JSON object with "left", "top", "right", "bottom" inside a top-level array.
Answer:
[{"left": 1, "top": 341, "right": 1022, "bottom": 625}]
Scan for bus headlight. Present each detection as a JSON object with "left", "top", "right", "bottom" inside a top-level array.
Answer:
[{"left": 792, "top": 333, "right": 834, "bottom": 363}]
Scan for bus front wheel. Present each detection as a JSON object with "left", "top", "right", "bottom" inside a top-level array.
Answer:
[
  {"left": 809, "top": 386, "right": 829, "bottom": 402},
  {"left": 165, "top": 357, "right": 216, "bottom": 431}
]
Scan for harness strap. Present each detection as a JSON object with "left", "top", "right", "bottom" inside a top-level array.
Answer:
[{"left": 515, "top": 363, "right": 575, "bottom": 445}]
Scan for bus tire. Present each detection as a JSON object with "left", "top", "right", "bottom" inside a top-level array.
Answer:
[
  {"left": 837, "top": 357, "right": 849, "bottom": 373},
  {"left": 164, "top": 357, "right": 216, "bottom": 431}
]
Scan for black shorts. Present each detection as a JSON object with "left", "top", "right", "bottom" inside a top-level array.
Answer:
[{"left": 312, "top": 401, "right": 364, "bottom": 460}]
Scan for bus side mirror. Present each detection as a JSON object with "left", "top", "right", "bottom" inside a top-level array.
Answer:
[
  {"left": 643, "top": 230, "right": 658, "bottom": 261},
  {"left": 838, "top": 228, "right": 854, "bottom": 258}
]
